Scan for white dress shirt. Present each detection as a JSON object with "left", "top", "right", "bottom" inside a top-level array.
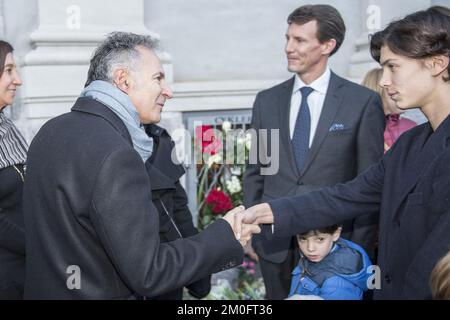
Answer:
[{"left": 289, "top": 67, "right": 331, "bottom": 147}]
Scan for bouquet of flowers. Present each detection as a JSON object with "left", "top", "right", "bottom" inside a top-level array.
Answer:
[
  {"left": 194, "top": 122, "right": 265, "bottom": 300},
  {"left": 205, "top": 257, "right": 266, "bottom": 300},
  {"left": 195, "top": 122, "right": 250, "bottom": 230}
]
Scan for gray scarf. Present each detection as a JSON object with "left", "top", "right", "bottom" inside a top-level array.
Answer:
[
  {"left": 81, "top": 80, "right": 153, "bottom": 162},
  {"left": 0, "top": 112, "right": 28, "bottom": 169}
]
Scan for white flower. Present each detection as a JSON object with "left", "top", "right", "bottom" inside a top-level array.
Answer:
[
  {"left": 222, "top": 121, "right": 232, "bottom": 131},
  {"left": 207, "top": 153, "right": 223, "bottom": 168},
  {"left": 237, "top": 136, "right": 246, "bottom": 147},
  {"left": 226, "top": 176, "right": 242, "bottom": 194},
  {"left": 245, "top": 133, "right": 252, "bottom": 150}
]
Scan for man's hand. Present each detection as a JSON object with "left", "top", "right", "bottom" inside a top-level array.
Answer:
[
  {"left": 243, "top": 240, "right": 259, "bottom": 262},
  {"left": 234, "top": 203, "right": 274, "bottom": 240},
  {"left": 222, "top": 206, "right": 261, "bottom": 246}
]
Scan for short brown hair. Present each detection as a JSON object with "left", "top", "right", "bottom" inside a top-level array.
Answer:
[
  {"left": 0, "top": 40, "right": 14, "bottom": 77},
  {"left": 287, "top": 4, "right": 346, "bottom": 56},
  {"left": 370, "top": 6, "right": 450, "bottom": 82}
]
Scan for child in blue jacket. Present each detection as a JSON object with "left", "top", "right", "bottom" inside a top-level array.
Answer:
[{"left": 289, "top": 224, "right": 372, "bottom": 300}]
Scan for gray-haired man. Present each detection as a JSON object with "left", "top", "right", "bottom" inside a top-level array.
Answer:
[{"left": 23, "top": 32, "right": 259, "bottom": 299}]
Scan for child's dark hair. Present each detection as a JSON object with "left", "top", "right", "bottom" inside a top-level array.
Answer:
[{"left": 299, "top": 224, "right": 342, "bottom": 237}]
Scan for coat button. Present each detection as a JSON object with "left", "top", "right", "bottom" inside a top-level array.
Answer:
[
  {"left": 385, "top": 275, "right": 392, "bottom": 284},
  {"left": 297, "top": 180, "right": 304, "bottom": 186}
]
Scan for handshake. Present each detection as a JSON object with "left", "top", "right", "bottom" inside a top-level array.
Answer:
[{"left": 221, "top": 203, "right": 275, "bottom": 247}]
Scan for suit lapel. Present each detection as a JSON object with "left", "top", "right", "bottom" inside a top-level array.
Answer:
[
  {"left": 278, "top": 77, "right": 301, "bottom": 176},
  {"left": 300, "top": 72, "right": 344, "bottom": 177}
]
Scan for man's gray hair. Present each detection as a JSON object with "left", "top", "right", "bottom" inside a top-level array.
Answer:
[{"left": 85, "top": 32, "right": 158, "bottom": 87}]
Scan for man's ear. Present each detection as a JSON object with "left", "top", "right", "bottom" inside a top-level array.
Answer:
[
  {"left": 322, "top": 38, "right": 337, "bottom": 56},
  {"left": 430, "top": 55, "right": 450, "bottom": 79},
  {"left": 332, "top": 227, "right": 342, "bottom": 242},
  {"left": 112, "top": 68, "right": 130, "bottom": 93}
]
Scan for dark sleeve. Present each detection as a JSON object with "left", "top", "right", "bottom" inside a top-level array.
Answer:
[
  {"left": 243, "top": 93, "right": 265, "bottom": 207},
  {"left": 269, "top": 154, "right": 386, "bottom": 237},
  {"left": 90, "top": 148, "right": 243, "bottom": 297},
  {"left": 351, "top": 92, "right": 385, "bottom": 256},
  {"left": 0, "top": 213, "right": 25, "bottom": 254}
]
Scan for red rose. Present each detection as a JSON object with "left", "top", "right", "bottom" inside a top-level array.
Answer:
[
  {"left": 195, "top": 125, "right": 222, "bottom": 155},
  {"left": 205, "top": 189, "right": 233, "bottom": 214}
]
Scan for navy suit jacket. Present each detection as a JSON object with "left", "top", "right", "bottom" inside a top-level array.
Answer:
[
  {"left": 244, "top": 72, "right": 385, "bottom": 262},
  {"left": 270, "top": 114, "right": 450, "bottom": 299}
]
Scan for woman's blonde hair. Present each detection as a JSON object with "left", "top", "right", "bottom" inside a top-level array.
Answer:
[
  {"left": 430, "top": 251, "right": 450, "bottom": 300},
  {"left": 361, "top": 68, "right": 383, "bottom": 96}
]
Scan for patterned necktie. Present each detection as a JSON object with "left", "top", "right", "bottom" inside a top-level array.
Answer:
[{"left": 292, "top": 86, "right": 314, "bottom": 173}]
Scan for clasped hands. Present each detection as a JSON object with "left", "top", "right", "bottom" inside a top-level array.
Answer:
[{"left": 222, "top": 203, "right": 274, "bottom": 247}]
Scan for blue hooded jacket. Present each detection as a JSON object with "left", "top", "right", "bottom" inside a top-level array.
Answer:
[{"left": 289, "top": 238, "right": 372, "bottom": 300}]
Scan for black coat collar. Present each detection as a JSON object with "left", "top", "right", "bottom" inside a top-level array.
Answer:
[{"left": 71, "top": 97, "right": 133, "bottom": 146}]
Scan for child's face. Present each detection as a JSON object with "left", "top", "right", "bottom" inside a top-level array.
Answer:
[{"left": 297, "top": 230, "right": 340, "bottom": 263}]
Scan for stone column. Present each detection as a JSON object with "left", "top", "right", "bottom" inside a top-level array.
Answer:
[
  {"left": 21, "top": 0, "right": 173, "bottom": 142},
  {"left": 0, "top": 0, "right": 4, "bottom": 38}
]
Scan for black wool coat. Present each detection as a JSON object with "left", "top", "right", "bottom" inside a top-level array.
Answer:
[{"left": 23, "top": 97, "right": 242, "bottom": 299}]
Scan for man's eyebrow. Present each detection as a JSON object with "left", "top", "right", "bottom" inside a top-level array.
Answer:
[
  {"left": 286, "top": 34, "right": 306, "bottom": 40},
  {"left": 153, "top": 71, "right": 165, "bottom": 78},
  {"left": 380, "top": 59, "right": 397, "bottom": 66}
]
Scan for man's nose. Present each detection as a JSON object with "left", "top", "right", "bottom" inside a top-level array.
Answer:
[
  {"left": 162, "top": 85, "right": 173, "bottom": 99},
  {"left": 285, "top": 39, "right": 293, "bottom": 54},
  {"left": 307, "top": 242, "right": 316, "bottom": 252},
  {"left": 379, "top": 70, "right": 391, "bottom": 89}
]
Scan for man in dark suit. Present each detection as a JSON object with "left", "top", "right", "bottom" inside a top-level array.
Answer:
[
  {"left": 243, "top": 4, "right": 385, "bottom": 299},
  {"left": 22, "top": 32, "right": 259, "bottom": 299}
]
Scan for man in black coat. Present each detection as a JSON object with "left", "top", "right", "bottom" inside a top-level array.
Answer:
[
  {"left": 243, "top": 4, "right": 384, "bottom": 299},
  {"left": 22, "top": 32, "right": 259, "bottom": 299}
]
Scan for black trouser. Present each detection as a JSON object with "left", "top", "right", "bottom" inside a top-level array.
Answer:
[{"left": 258, "top": 237, "right": 299, "bottom": 300}]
